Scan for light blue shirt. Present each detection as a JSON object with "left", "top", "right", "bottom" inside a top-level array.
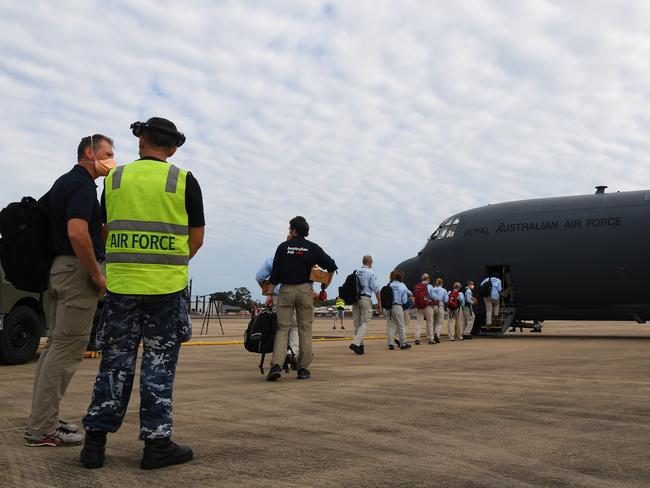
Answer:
[
  {"left": 256, "top": 256, "right": 281, "bottom": 295},
  {"left": 431, "top": 285, "right": 448, "bottom": 305},
  {"left": 464, "top": 287, "right": 474, "bottom": 307},
  {"left": 356, "top": 265, "right": 380, "bottom": 296},
  {"left": 389, "top": 281, "right": 412, "bottom": 305},
  {"left": 481, "top": 277, "right": 502, "bottom": 300}
]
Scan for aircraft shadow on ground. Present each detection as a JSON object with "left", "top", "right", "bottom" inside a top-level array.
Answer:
[{"left": 482, "top": 334, "right": 650, "bottom": 341}]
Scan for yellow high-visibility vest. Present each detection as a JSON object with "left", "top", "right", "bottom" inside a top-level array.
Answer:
[{"left": 104, "top": 159, "right": 189, "bottom": 295}]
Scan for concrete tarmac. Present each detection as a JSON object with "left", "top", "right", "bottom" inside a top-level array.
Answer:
[{"left": 2, "top": 318, "right": 650, "bottom": 487}]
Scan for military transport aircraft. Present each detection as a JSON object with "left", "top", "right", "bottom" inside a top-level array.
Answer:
[{"left": 396, "top": 186, "right": 650, "bottom": 335}]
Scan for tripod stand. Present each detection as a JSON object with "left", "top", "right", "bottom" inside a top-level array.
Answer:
[{"left": 200, "top": 298, "right": 225, "bottom": 335}]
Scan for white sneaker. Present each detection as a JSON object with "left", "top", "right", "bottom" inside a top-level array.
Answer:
[
  {"left": 25, "top": 428, "right": 84, "bottom": 447},
  {"left": 58, "top": 420, "right": 80, "bottom": 433}
]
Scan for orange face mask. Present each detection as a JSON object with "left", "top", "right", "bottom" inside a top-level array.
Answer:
[
  {"left": 94, "top": 158, "right": 116, "bottom": 177},
  {"left": 89, "top": 134, "right": 116, "bottom": 177}
]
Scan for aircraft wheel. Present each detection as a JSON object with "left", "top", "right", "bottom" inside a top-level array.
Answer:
[{"left": 0, "top": 306, "right": 41, "bottom": 365}]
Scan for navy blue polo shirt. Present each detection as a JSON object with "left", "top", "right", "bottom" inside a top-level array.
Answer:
[
  {"left": 269, "top": 236, "right": 337, "bottom": 285},
  {"left": 49, "top": 165, "right": 104, "bottom": 261}
]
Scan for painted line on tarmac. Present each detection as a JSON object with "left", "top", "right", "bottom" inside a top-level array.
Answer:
[
  {"left": 78, "top": 335, "right": 429, "bottom": 357},
  {"left": 76, "top": 336, "right": 392, "bottom": 358},
  {"left": 84, "top": 336, "right": 426, "bottom": 358},
  {"left": 181, "top": 336, "right": 388, "bottom": 346}
]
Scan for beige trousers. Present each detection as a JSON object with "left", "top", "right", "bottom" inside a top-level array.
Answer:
[
  {"left": 432, "top": 304, "right": 445, "bottom": 338},
  {"left": 484, "top": 297, "right": 500, "bottom": 325},
  {"left": 351, "top": 296, "right": 371, "bottom": 346},
  {"left": 28, "top": 256, "right": 98, "bottom": 434},
  {"left": 447, "top": 308, "right": 464, "bottom": 340},
  {"left": 385, "top": 305, "right": 406, "bottom": 346},
  {"left": 272, "top": 283, "right": 313, "bottom": 369},
  {"left": 272, "top": 293, "right": 299, "bottom": 354},
  {"left": 415, "top": 306, "right": 434, "bottom": 341},
  {"left": 462, "top": 306, "right": 475, "bottom": 335}
]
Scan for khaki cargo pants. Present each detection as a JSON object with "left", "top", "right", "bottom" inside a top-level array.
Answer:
[
  {"left": 447, "top": 308, "right": 464, "bottom": 341},
  {"left": 351, "top": 296, "right": 372, "bottom": 346},
  {"left": 28, "top": 256, "right": 98, "bottom": 434},
  {"left": 415, "top": 306, "right": 434, "bottom": 342},
  {"left": 272, "top": 283, "right": 314, "bottom": 369}
]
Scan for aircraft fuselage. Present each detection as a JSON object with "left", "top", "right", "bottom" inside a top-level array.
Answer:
[{"left": 396, "top": 189, "right": 650, "bottom": 324}]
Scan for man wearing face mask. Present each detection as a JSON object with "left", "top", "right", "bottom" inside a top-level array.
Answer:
[
  {"left": 81, "top": 117, "right": 204, "bottom": 470},
  {"left": 25, "top": 134, "right": 114, "bottom": 447}
]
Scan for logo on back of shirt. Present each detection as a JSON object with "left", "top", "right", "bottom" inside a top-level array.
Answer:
[{"left": 287, "top": 246, "right": 308, "bottom": 256}]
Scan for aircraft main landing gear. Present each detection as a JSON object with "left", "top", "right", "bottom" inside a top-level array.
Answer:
[{"left": 507, "top": 319, "right": 543, "bottom": 333}]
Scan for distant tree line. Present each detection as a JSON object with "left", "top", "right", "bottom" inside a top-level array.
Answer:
[
  {"left": 208, "top": 288, "right": 338, "bottom": 312},
  {"left": 211, "top": 287, "right": 253, "bottom": 312}
]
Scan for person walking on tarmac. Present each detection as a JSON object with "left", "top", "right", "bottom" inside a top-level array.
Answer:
[
  {"left": 81, "top": 118, "right": 205, "bottom": 470},
  {"left": 349, "top": 255, "right": 381, "bottom": 355},
  {"left": 413, "top": 273, "right": 435, "bottom": 345},
  {"left": 334, "top": 296, "right": 346, "bottom": 329},
  {"left": 266, "top": 216, "right": 337, "bottom": 381},
  {"left": 385, "top": 269, "right": 412, "bottom": 350},
  {"left": 461, "top": 280, "right": 477, "bottom": 339},
  {"left": 255, "top": 242, "right": 299, "bottom": 371},
  {"left": 431, "top": 278, "right": 448, "bottom": 343},
  {"left": 447, "top": 282, "right": 466, "bottom": 341}
]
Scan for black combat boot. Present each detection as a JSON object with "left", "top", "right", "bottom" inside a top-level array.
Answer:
[
  {"left": 141, "top": 437, "right": 193, "bottom": 470},
  {"left": 80, "top": 430, "right": 107, "bottom": 469}
]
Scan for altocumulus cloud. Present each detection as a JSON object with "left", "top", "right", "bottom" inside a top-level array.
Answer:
[{"left": 1, "top": 0, "right": 650, "bottom": 296}]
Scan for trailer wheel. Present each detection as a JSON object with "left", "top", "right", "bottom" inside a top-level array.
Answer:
[{"left": 0, "top": 306, "right": 41, "bottom": 365}]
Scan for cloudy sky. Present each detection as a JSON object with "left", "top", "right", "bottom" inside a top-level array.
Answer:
[{"left": 2, "top": 1, "right": 650, "bottom": 298}]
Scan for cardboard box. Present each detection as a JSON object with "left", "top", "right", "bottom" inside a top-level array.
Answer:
[{"left": 310, "top": 266, "right": 334, "bottom": 288}]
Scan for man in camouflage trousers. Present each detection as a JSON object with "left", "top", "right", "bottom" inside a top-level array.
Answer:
[{"left": 81, "top": 118, "right": 204, "bottom": 470}]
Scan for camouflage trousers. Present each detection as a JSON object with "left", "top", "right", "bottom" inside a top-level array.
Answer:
[{"left": 83, "top": 288, "right": 191, "bottom": 440}]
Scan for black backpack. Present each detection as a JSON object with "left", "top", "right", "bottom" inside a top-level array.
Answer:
[
  {"left": 244, "top": 309, "right": 277, "bottom": 374},
  {"left": 380, "top": 282, "right": 394, "bottom": 310},
  {"left": 0, "top": 193, "right": 52, "bottom": 292},
  {"left": 480, "top": 278, "right": 493, "bottom": 298},
  {"left": 339, "top": 270, "right": 361, "bottom": 305}
]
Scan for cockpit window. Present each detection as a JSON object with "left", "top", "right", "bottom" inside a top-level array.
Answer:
[{"left": 431, "top": 216, "right": 460, "bottom": 240}]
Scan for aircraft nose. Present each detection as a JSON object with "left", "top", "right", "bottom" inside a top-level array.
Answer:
[{"left": 395, "top": 256, "right": 420, "bottom": 288}]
